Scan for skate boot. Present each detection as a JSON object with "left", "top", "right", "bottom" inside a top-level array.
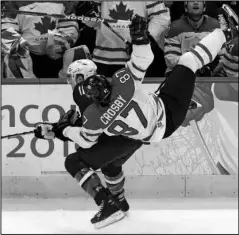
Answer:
[
  {"left": 105, "top": 188, "right": 130, "bottom": 214},
  {"left": 217, "top": 4, "right": 238, "bottom": 43},
  {"left": 114, "top": 190, "right": 130, "bottom": 214},
  {"left": 91, "top": 189, "right": 125, "bottom": 229}
]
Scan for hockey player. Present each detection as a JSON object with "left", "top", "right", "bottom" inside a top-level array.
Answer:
[{"left": 34, "top": 49, "right": 143, "bottom": 229}]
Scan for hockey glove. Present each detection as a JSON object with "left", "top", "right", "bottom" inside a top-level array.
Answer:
[
  {"left": 52, "top": 109, "right": 80, "bottom": 141},
  {"left": 129, "top": 14, "right": 149, "bottom": 45},
  {"left": 34, "top": 123, "right": 55, "bottom": 140}
]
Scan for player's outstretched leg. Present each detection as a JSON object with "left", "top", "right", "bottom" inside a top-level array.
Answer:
[
  {"left": 159, "top": 28, "right": 229, "bottom": 138},
  {"left": 65, "top": 153, "right": 125, "bottom": 229}
]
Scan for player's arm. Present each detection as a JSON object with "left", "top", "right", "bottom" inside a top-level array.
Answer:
[
  {"left": 63, "top": 125, "right": 102, "bottom": 148},
  {"left": 62, "top": 110, "right": 103, "bottom": 149},
  {"left": 146, "top": 1, "right": 171, "bottom": 50},
  {"left": 126, "top": 15, "right": 154, "bottom": 83}
]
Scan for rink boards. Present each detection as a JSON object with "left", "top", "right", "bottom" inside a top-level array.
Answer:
[
  {"left": 1, "top": 83, "right": 238, "bottom": 198},
  {"left": 2, "top": 174, "right": 238, "bottom": 198}
]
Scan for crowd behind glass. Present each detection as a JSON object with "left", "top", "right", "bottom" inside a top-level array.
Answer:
[{"left": 1, "top": 1, "right": 238, "bottom": 80}]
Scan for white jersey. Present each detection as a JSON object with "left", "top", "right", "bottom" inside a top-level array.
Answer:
[
  {"left": 1, "top": 2, "right": 79, "bottom": 56},
  {"left": 93, "top": 1, "right": 170, "bottom": 65},
  {"left": 63, "top": 44, "right": 166, "bottom": 148}
]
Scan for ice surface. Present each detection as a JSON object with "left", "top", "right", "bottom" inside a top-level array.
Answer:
[{"left": 2, "top": 198, "right": 238, "bottom": 234}]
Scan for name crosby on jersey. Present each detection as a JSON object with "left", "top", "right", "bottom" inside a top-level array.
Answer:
[{"left": 100, "top": 95, "right": 127, "bottom": 125}]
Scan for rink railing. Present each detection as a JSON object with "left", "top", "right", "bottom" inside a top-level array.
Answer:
[{"left": 1, "top": 77, "right": 239, "bottom": 85}]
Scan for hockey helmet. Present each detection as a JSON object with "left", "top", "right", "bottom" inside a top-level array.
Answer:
[
  {"left": 83, "top": 74, "right": 112, "bottom": 106},
  {"left": 67, "top": 59, "right": 97, "bottom": 87}
]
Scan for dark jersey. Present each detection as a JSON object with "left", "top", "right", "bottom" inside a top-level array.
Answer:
[{"left": 73, "top": 83, "right": 93, "bottom": 126}]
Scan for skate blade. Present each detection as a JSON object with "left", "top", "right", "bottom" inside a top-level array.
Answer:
[
  {"left": 93, "top": 211, "right": 125, "bottom": 229},
  {"left": 123, "top": 210, "right": 129, "bottom": 216}
]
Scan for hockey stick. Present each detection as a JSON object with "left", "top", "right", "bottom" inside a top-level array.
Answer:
[
  {"left": 1, "top": 9, "right": 131, "bottom": 24},
  {"left": 103, "top": 21, "right": 130, "bottom": 44},
  {"left": 189, "top": 120, "right": 220, "bottom": 175},
  {"left": 1, "top": 130, "right": 34, "bottom": 139}
]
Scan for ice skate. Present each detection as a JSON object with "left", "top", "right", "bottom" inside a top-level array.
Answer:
[
  {"left": 217, "top": 4, "right": 238, "bottom": 43},
  {"left": 91, "top": 195, "right": 125, "bottom": 229},
  {"left": 114, "top": 190, "right": 130, "bottom": 214}
]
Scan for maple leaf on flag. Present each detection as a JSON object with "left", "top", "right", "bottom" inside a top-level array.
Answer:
[
  {"left": 34, "top": 17, "right": 56, "bottom": 35},
  {"left": 109, "top": 1, "right": 134, "bottom": 20}
]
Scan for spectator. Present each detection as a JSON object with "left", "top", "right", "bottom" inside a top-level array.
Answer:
[
  {"left": 83, "top": 1, "right": 170, "bottom": 77},
  {"left": 164, "top": 1, "right": 220, "bottom": 77},
  {"left": 1, "top": 1, "right": 80, "bottom": 78},
  {"left": 169, "top": 1, "right": 222, "bottom": 22}
]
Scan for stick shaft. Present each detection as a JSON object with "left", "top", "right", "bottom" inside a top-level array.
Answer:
[
  {"left": 1, "top": 130, "right": 34, "bottom": 139},
  {"left": 103, "top": 21, "right": 129, "bottom": 44},
  {"left": 1, "top": 9, "right": 131, "bottom": 24}
]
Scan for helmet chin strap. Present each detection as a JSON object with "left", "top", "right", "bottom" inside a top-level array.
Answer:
[{"left": 99, "top": 91, "right": 112, "bottom": 107}]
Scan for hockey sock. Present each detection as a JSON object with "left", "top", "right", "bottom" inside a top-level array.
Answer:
[
  {"left": 178, "top": 28, "right": 226, "bottom": 73},
  {"left": 75, "top": 169, "right": 106, "bottom": 205},
  {"left": 104, "top": 171, "right": 125, "bottom": 202}
]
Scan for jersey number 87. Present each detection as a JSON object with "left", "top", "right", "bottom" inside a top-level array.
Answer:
[{"left": 107, "top": 100, "right": 148, "bottom": 136}]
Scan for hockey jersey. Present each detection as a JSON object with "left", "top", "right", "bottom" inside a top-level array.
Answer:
[
  {"left": 63, "top": 44, "right": 166, "bottom": 148},
  {"left": 1, "top": 2, "right": 79, "bottom": 56},
  {"left": 92, "top": 1, "right": 170, "bottom": 65},
  {"left": 164, "top": 15, "right": 220, "bottom": 74}
]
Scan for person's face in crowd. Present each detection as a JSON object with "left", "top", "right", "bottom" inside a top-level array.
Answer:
[{"left": 186, "top": 1, "right": 204, "bottom": 20}]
